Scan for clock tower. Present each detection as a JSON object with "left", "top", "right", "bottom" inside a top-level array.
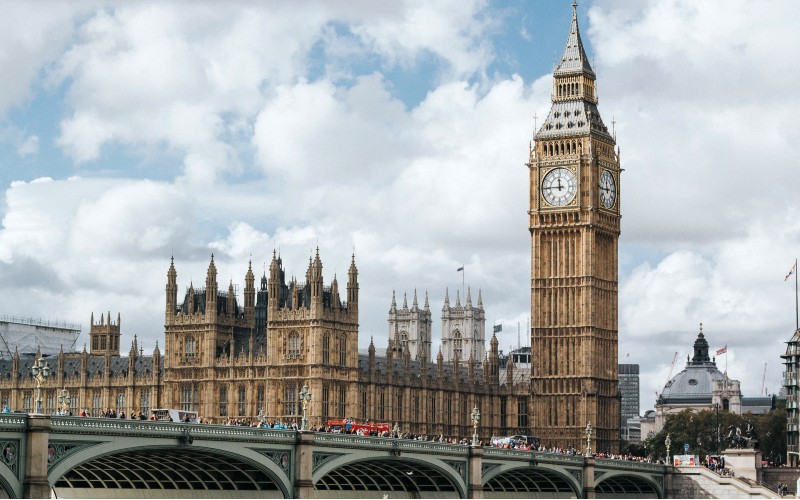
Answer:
[{"left": 529, "top": 2, "right": 620, "bottom": 452}]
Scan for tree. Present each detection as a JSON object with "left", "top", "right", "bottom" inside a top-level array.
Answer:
[
  {"left": 642, "top": 408, "right": 787, "bottom": 463},
  {"left": 752, "top": 409, "right": 787, "bottom": 465}
]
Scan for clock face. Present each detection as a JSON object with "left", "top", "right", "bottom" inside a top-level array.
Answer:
[
  {"left": 541, "top": 167, "right": 578, "bottom": 207},
  {"left": 599, "top": 170, "right": 616, "bottom": 209}
]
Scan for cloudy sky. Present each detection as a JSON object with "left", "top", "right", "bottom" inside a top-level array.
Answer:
[{"left": 1, "top": 0, "right": 798, "bottom": 412}]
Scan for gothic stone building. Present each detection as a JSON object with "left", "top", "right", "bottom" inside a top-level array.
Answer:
[{"left": 0, "top": 251, "right": 532, "bottom": 444}]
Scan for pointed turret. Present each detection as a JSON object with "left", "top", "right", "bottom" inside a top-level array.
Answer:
[
  {"left": 554, "top": 1, "right": 594, "bottom": 78},
  {"left": 268, "top": 250, "right": 281, "bottom": 311},
  {"left": 443, "top": 288, "right": 450, "bottom": 310},
  {"left": 402, "top": 292, "right": 408, "bottom": 311},
  {"left": 424, "top": 291, "right": 430, "bottom": 311},
  {"left": 347, "top": 253, "right": 359, "bottom": 311},
  {"left": 477, "top": 289, "right": 483, "bottom": 310},
  {"left": 309, "top": 247, "right": 324, "bottom": 310},
  {"left": 412, "top": 289, "right": 419, "bottom": 312},
  {"left": 166, "top": 256, "right": 178, "bottom": 325},
  {"left": 244, "top": 260, "right": 255, "bottom": 321},
  {"left": 506, "top": 356, "right": 515, "bottom": 386},
  {"left": 390, "top": 290, "right": 397, "bottom": 314},
  {"left": 227, "top": 280, "right": 236, "bottom": 316},
  {"left": 205, "top": 254, "right": 218, "bottom": 318},
  {"left": 691, "top": 323, "right": 712, "bottom": 365},
  {"left": 153, "top": 340, "right": 161, "bottom": 377},
  {"left": 331, "top": 274, "right": 341, "bottom": 308},
  {"left": 466, "top": 287, "right": 472, "bottom": 308},
  {"left": 489, "top": 332, "right": 500, "bottom": 382},
  {"left": 455, "top": 290, "right": 461, "bottom": 308},
  {"left": 468, "top": 351, "right": 475, "bottom": 381}
]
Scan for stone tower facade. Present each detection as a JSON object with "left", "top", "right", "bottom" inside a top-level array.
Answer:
[
  {"left": 89, "top": 312, "right": 121, "bottom": 357},
  {"left": 441, "top": 288, "right": 486, "bottom": 364},
  {"left": 529, "top": 2, "right": 621, "bottom": 452},
  {"left": 163, "top": 254, "right": 256, "bottom": 417},
  {"left": 387, "top": 290, "right": 432, "bottom": 362}
]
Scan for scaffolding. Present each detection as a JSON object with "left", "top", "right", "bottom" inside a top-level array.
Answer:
[{"left": 0, "top": 315, "right": 80, "bottom": 357}]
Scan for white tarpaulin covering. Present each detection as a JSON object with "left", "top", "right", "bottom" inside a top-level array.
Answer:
[{"left": 0, "top": 317, "right": 80, "bottom": 357}]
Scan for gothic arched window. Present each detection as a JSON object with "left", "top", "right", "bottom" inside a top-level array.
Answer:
[
  {"left": 453, "top": 329, "right": 463, "bottom": 359},
  {"left": 322, "top": 333, "right": 330, "bottom": 364},
  {"left": 219, "top": 385, "right": 228, "bottom": 416},
  {"left": 288, "top": 332, "right": 301, "bottom": 359},
  {"left": 339, "top": 337, "right": 347, "bottom": 366},
  {"left": 238, "top": 385, "right": 246, "bottom": 416},
  {"left": 185, "top": 336, "right": 196, "bottom": 361}
]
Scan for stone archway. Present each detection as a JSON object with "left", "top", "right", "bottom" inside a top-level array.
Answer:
[{"left": 52, "top": 446, "right": 287, "bottom": 499}]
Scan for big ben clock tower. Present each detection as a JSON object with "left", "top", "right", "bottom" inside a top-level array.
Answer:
[{"left": 529, "top": 1, "right": 620, "bottom": 452}]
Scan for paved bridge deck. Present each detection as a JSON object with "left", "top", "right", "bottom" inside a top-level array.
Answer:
[{"left": 0, "top": 414, "right": 666, "bottom": 498}]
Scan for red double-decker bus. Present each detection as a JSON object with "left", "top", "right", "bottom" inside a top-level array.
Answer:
[{"left": 327, "top": 419, "right": 390, "bottom": 434}]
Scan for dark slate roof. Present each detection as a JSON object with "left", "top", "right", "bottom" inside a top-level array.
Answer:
[
  {"left": 0, "top": 352, "right": 163, "bottom": 380},
  {"left": 741, "top": 396, "right": 775, "bottom": 415},
  {"left": 535, "top": 100, "right": 612, "bottom": 141},
  {"left": 554, "top": 3, "right": 595, "bottom": 77},
  {"left": 357, "top": 354, "right": 488, "bottom": 386}
]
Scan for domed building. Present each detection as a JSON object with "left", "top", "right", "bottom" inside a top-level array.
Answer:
[{"left": 641, "top": 325, "right": 741, "bottom": 438}]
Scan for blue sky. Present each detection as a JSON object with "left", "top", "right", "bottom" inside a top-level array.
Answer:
[{"left": 1, "top": 0, "right": 799, "bottom": 412}]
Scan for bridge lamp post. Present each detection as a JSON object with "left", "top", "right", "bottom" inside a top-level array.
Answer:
[
  {"left": 299, "top": 384, "right": 311, "bottom": 431},
  {"left": 713, "top": 402, "right": 720, "bottom": 455},
  {"left": 471, "top": 406, "right": 481, "bottom": 446},
  {"left": 665, "top": 433, "right": 671, "bottom": 464},
  {"left": 584, "top": 422, "right": 593, "bottom": 457},
  {"left": 31, "top": 356, "right": 51, "bottom": 415},
  {"left": 57, "top": 388, "right": 71, "bottom": 416}
]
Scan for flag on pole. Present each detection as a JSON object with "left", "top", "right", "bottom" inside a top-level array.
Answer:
[
  {"left": 786, "top": 261, "right": 797, "bottom": 281},
  {"left": 716, "top": 346, "right": 727, "bottom": 356},
  {"left": 456, "top": 266, "right": 464, "bottom": 272},
  {"left": 493, "top": 325, "right": 502, "bottom": 333}
]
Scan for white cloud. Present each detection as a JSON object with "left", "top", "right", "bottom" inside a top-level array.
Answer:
[
  {"left": 0, "top": 2, "right": 81, "bottom": 116},
  {"left": 16, "top": 135, "right": 38, "bottom": 157}
]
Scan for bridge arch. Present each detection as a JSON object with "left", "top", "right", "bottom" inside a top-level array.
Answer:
[
  {"left": 595, "top": 471, "right": 662, "bottom": 499},
  {"left": 313, "top": 455, "right": 466, "bottom": 498},
  {"left": 49, "top": 442, "right": 291, "bottom": 498},
  {"left": 481, "top": 463, "right": 581, "bottom": 498},
  {"left": 0, "top": 466, "right": 16, "bottom": 499}
]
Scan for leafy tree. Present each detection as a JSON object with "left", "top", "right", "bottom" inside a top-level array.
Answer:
[
  {"left": 642, "top": 408, "right": 787, "bottom": 463},
  {"left": 753, "top": 409, "right": 787, "bottom": 465}
]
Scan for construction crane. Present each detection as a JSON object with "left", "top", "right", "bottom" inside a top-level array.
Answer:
[
  {"left": 666, "top": 351, "right": 679, "bottom": 384},
  {"left": 761, "top": 363, "right": 767, "bottom": 396}
]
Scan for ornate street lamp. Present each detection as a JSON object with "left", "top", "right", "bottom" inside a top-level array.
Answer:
[
  {"left": 471, "top": 406, "right": 481, "bottom": 446},
  {"left": 299, "top": 384, "right": 311, "bottom": 431},
  {"left": 665, "top": 433, "right": 672, "bottom": 463},
  {"left": 584, "top": 422, "right": 593, "bottom": 456},
  {"left": 57, "top": 388, "right": 71, "bottom": 416},
  {"left": 31, "top": 356, "right": 51, "bottom": 414}
]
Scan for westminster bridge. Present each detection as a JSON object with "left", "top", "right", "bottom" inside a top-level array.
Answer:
[{"left": 0, "top": 414, "right": 667, "bottom": 498}]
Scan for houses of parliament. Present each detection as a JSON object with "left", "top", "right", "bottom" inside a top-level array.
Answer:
[{"left": 0, "top": 3, "right": 620, "bottom": 452}]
